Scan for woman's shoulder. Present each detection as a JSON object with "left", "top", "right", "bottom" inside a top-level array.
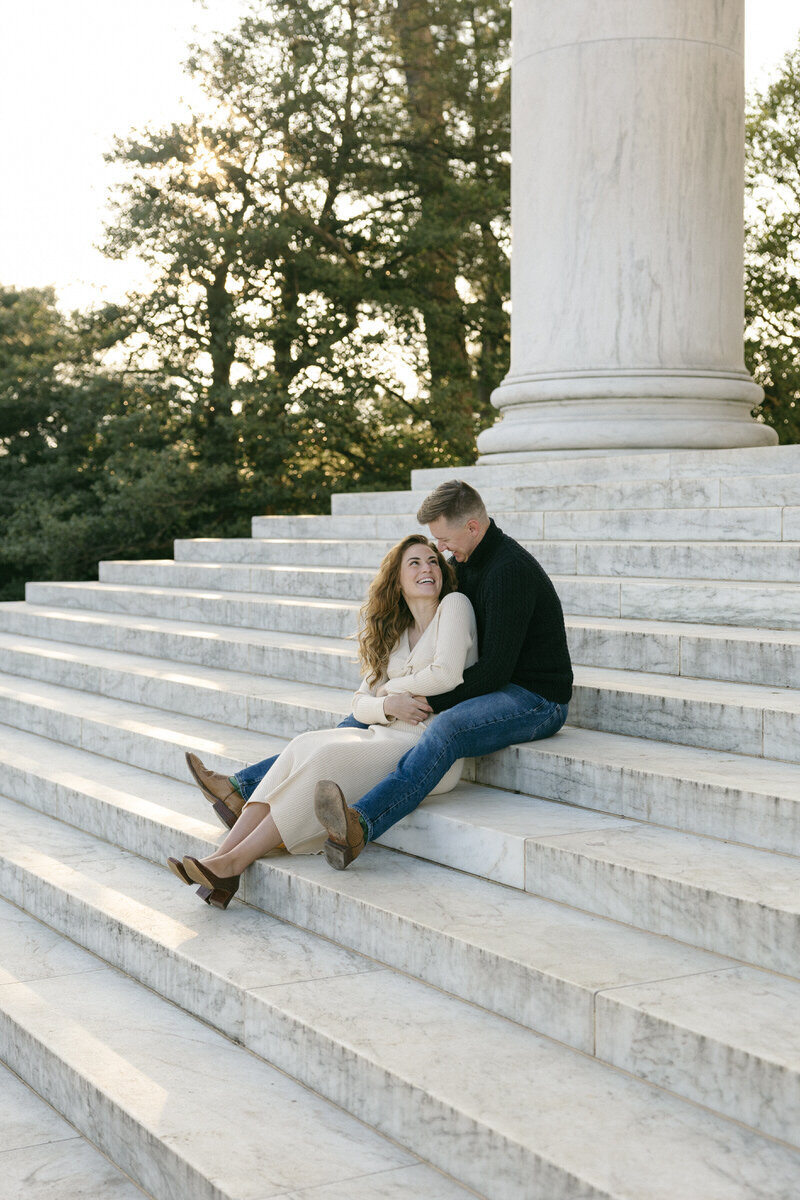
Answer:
[{"left": 437, "top": 591, "right": 476, "bottom": 623}]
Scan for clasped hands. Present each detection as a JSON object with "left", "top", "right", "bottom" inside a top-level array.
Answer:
[{"left": 375, "top": 684, "right": 432, "bottom": 724}]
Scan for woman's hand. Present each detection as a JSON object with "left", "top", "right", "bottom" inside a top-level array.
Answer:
[
  {"left": 383, "top": 693, "right": 433, "bottom": 724},
  {"left": 375, "top": 684, "right": 389, "bottom": 697}
]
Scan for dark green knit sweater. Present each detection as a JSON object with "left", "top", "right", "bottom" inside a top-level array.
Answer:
[{"left": 428, "top": 519, "right": 573, "bottom": 712}]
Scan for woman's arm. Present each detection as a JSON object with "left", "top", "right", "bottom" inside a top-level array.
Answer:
[
  {"left": 351, "top": 675, "right": 391, "bottom": 725},
  {"left": 383, "top": 593, "right": 477, "bottom": 698}
]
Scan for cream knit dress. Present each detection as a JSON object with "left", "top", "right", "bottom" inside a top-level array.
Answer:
[{"left": 244, "top": 591, "right": 478, "bottom": 854}]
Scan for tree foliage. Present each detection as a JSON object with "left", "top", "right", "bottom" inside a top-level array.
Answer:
[
  {"left": 1, "top": 0, "right": 511, "bottom": 599},
  {"left": 745, "top": 40, "right": 800, "bottom": 443}
]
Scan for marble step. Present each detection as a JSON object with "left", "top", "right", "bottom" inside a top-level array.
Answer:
[
  {"left": 24, "top": 573, "right": 800, "bottom": 630},
  {"left": 523, "top": 821, "right": 800, "bottom": 975},
  {"left": 411, "top": 443, "right": 800, "bottom": 489},
  {"left": 0, "top": 665, "right": 797, "bottom": 861},
  {"left": 5, "top": 879, "right": 799, "bottom": 1200},
  {"left": 0, "top": 695, "right": 795, "bottom": 981},
  {"left": 250, "top": 506, "right": 794, "bottom": 543},
  {"left": 173, "top": 534, "right": 800, "bottom": 584},
  {"left": 0, "top": 896, "right": 472, "bottom": 1200},
  {"left": 0, "top": 1059, "right": 148, "bottom": 1200},
  {"left": 1, "top": 632, "right": 798, "bottom": 766},
  {"left": 2, "top": 795, "right": 799, "bottom": 1156},
  {"left": 5, "top": 601, "right": 800, "bottom": 691},
  {"left": 0, "top": 602, "right": 361, "bottom": 689},
  {"left": 331, "top": 472, "right": 800, "bottom": 515}
]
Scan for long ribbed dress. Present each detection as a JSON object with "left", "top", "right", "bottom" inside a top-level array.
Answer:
[{"left": 244, "top": 592, "right": 478, "bottom": 854}]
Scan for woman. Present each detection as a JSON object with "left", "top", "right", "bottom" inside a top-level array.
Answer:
[{"left": 167, "top": 534, "right": 477, "bottom": 907}]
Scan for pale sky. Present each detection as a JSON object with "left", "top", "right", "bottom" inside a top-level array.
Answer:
[{"left": 1, "top": 0, "right": 799, "bottom": 313}]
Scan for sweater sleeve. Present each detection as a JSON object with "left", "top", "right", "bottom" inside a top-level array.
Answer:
[
  {"left": 383, "top": 593, "right": 477, "bottom": 698},
  {"left": 351, "top": 675, "right": 390, "bottom": 725},
  {"left": 428, "top": 562, "right": 536, "bottom": 713}
]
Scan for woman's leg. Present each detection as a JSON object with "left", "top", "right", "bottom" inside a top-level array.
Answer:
[
  {"left": 208, "top": 802, "right": 269, "bottom": 858},
  {"left": 202, "top": 804, "right": 283, "bottom": 876}
]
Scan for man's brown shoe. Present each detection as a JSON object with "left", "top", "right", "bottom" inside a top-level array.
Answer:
[
  {"left": 314, "top": 780, "right": 365, "bottom": 870},
  {"left": 185, "top": 752, "right": 244, "bottom": 829}
]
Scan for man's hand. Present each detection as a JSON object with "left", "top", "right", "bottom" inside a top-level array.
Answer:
[{"left": 382, "top": 693, "right": 433, "bottom": 724}]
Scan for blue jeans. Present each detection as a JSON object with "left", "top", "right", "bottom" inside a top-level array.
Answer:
[
  {"left": 233, "top": 713, "right": 368, "bottom": 800},
  {"left": 353, "top": 685, "right": 569, "bottom": 842}
]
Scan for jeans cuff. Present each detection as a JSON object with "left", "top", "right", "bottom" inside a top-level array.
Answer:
[
  {"left": 233, "top": 774, "right": 255, "bottom": 801},
  {"left": 352, "top": 805, "right": 374, "bottom": 843}
]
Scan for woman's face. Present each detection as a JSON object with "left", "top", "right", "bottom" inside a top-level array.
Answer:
[{"left": 398, "top": 543, "right": 442, "bottom": 604}]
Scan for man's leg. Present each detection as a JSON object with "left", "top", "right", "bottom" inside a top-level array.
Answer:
[
  {"left": 353, "top": 686, "right": 568, "bottom": 845},
  {"left": 187, "top": 714, "right": 369, "bottom": 828}
]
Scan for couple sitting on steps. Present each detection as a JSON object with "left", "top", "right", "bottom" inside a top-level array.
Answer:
[{"left": 168, "top": 480, "right": 573, "bottom": 908}]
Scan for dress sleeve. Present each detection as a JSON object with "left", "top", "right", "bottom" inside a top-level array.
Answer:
[
  {"left": 351, "top": 675, "right": 390, "bottom": 725},
  {"left": 383, "top": 593, "right": 477, "bottom": 698}
]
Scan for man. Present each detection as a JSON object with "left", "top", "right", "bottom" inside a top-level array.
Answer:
[{"left": 187, "top": 480, "right": 573, "bottom": 868}]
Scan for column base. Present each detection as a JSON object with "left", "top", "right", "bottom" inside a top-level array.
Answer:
[{"left": 476, "top": 383, "right": 775, "bottom": 463}]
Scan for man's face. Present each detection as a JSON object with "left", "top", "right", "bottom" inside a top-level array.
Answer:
[{"left": 427, "top": 516, "right": 483, "bottom": 563}]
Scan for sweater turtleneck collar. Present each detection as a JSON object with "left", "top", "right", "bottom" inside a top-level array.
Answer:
[{"left": 462, "top": 517, "right": 502, "bottom": 571}]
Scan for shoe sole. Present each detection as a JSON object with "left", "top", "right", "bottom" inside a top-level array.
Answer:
[{"left": 315, "top": 781, "right": 364, "bottom": 871}]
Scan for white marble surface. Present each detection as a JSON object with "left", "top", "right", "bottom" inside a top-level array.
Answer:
[
  {"left": 569, "top": 665, "right": 785, "bottom": 758},
  {"left": 782, "top": 506, "right": 800, "bottom": 540},
  {"left": 176, "top": 535, "right": 393, "bottom": 568},
  {"left": 0, "top": 1065, "right": 146, "bottom": 1199},
  {"left": 333, "top": 477, "right": 730, "bottom": 515},
  {"left": 618, "top": 577, "right": 800, "bottom": 629},
  {"left": 576, "top": 540, "right": 800, "bottom": 582},
  {"left": 99, "top": 559, "right": 374, "bottom": 603},
  {"left": 245, "top": 965, "right": 800, "bottom": 1200},
  {"left": 544, "top": 505, "right": 783, "bottom": 542},
  {"left": 24, "top": 580, "right": 361, "bottom": 638},
  {"left": 243, "top": 841, "right": 725, "bottom": 1055},
  {"left": 596, "top": 966, "right": 800, "bottom": 1145},
  {"left": 524, "top": 822, "right": 800, "bottom": 973},
  {"left": 0, "top": 918, "right": 443, "bottom": 1200},
  {"left": 413, "top": 444, "right": 800, "bottom": 490},
  {"left": 472, "top": 724, "right": 800, "bottom": 856}
]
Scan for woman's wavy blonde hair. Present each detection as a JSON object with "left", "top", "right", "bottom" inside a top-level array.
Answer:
[{"left": 358, "top": 534, "right": 457, "bottom": 687}]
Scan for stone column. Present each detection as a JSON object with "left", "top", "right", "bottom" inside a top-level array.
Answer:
[{"left": 476, "top": 0, "right": 776, "bottom": 462}]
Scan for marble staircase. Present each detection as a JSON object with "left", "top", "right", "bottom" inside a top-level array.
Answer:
[{"left": 1, "top": 444, "right": 799, "bottom": 1199}]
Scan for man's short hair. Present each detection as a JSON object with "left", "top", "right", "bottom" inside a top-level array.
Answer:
[{"left": 416, "top": 480, "right": 488, "bottom": 526}]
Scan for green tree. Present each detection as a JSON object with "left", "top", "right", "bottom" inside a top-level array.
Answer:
[
  {"left": 102, "top": 0, "right": 511, "bottom": 487},
  {"left": 745, "top": 41, "right": 800, "bottom": 443},
  {"left": 0, "top": 287, "right": 235, "bottom": 599}
]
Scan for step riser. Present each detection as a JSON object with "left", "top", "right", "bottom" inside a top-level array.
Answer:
[
  {"left": 333, "top": 475, "right": 800, "bottom": 515},
  {"left": 332, "top": 478, "right": 724, "bottom": 514},
  {"left": 411, "top": 444, "right": 800, "bottom": 489},
  {"left": 24, "top": 576, "right": 800, "bottom": 631},
  {"left": 11, "top": 792, "right": 793, "bottom": 1154},
  {"left": 99, "top": 560, "right": 374, "bottom": 602},
  {"left": 25, "top": 582, "right": 360, "bottom": 638},
  {"left": 3, "top": 645, "right": 797, "bottom": 765},
  {"left": 560, "top": 578, "right": 800, "bottom": 629},
  {"left": 252, "top": 508, "right": 796, "bottom": 543},
  {"left": 4, "top": 605, "right": 799, "bottom": 692},
  {"left": 525, "top": 839, "right": 798, "bottom": 976},
  {"left": 176, "top": 536, "right": 800, "bottom": 583},
  {"left": 175, "top": 536, "right": 395, "bottom": 569}
]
